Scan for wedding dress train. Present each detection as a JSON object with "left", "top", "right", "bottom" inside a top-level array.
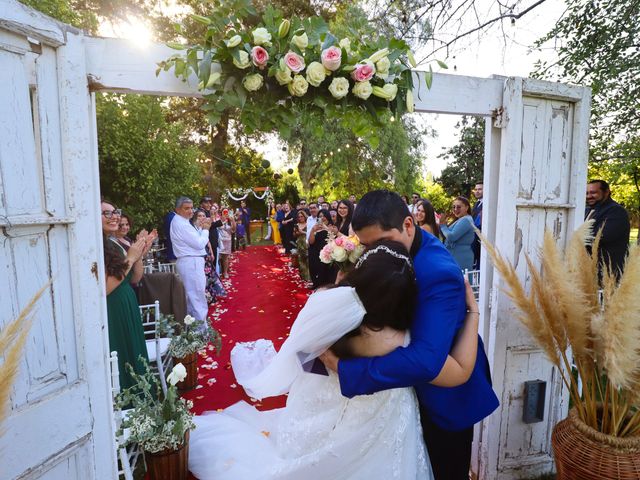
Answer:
[{"left": 188, "top": 287, "right": 433, "bottom": 480}]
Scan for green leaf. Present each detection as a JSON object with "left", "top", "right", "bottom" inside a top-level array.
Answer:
[
  {"left": 166, "top": 41, "right": 187, "bottom": 50},
  {"left": 198, "top": 50, "right": 212, "bottom": 83},
  {"left": 321, "top": 32, "right": 337, "bottom": 51},
  {"left": 436, "top": 60, "right": 448, "bottom": 69},
  {"left": 190, "top": 14, "right": 212, "bottom": 26},
  {"left": 425, "top": 66, "right": 433, "bottom": 89}
]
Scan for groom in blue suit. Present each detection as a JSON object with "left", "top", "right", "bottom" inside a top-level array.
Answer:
[{"left": 320, "top": 190, "right": 498, "bottom": 480}]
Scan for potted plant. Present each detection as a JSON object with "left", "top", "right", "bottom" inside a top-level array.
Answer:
[
  {"left": 118, "top": 361, "right": 195, "bottom": 480},
  {"left": 481, "top": 222, "right": 640, "bottom": 479},
  {"left": 167, "top": 315, "right": 221, "bottom": 390}
]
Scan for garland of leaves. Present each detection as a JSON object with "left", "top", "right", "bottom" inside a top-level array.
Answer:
[
  {"left": 227, "top": 187, "right": 271, "bottom": 201},
  {"left": 159, "top": 1, "right": 434, "bottom": 149}
]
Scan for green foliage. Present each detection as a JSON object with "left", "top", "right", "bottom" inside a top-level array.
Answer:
[
  {"left": 19, "top": 0, "right": 148, "bottom": 34},
  {"left": 168, "top": 316, "right": 221, "bottom": 359},
  {"left": 97, "top": 94, "right": 202, "bottom": 231},
  {"left": 416, "top": 174, "right": 452, "bottom": 214},
  {"left": 117, "top": 360, "right": 194, "bottom": 453},
  {"left": 160, "top": 1, "right": 420, "bottom": 150},
  {"left": 437, "top": 116, "right": 484, "bottom": 198},
  {"left": 294, "top": 112, "right": 424, "bottom": 199}
]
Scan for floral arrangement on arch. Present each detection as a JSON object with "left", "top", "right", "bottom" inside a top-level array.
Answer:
[
  {"left": 168, "top": 314, "right": 221, "bottom": 359},
  {"left": 117, "top": 361, "right": 195, "bottom": 453},
  {"left": 320, "top": 234, "right": 365, "bottom": 271},
  {"left": 159, "top": 1, "right": 436, "bottom": 148}
]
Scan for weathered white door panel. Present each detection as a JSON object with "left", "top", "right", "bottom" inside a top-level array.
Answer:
[
  {"left": 0, "top": 14, "right": 115, "bottom": 480},
  {"left": 479, "top": 77, "right": 590, "bottom": 479}
]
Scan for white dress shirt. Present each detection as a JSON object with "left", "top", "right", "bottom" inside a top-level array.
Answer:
[
  {"left": 306, "top": 215, "right": 318, "bottom": 242},
  {"left": 170, "top": 214, "right": 209, "bottom": 258}
]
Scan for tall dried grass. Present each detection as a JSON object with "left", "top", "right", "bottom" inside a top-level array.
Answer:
[
  {"left": 0, "top": 283, "right": 49, "bottom": 435},
  {"left": 479, "top": 223, "right": 640, "bottom": 437}
]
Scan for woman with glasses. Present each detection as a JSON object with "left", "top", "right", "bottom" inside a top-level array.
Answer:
[
  {"left": 439, "top": 196, "right": 475, "bottom": 272},
  {"left": 101, "top": 200, "right": 153, "bottom": 391}
]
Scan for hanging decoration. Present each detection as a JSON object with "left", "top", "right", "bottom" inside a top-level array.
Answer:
[
  {"left": 226, "top": 187, "right": 274, "bottom": 205},
  {"left": 160, "top": 1, "right": 439, "bottom": 150}
]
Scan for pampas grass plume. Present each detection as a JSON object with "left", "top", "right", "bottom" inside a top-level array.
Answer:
[{"left": 0, "top": 283, "right": 49, "bottom": 434}]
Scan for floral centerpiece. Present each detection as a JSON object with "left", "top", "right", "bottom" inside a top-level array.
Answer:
[
  {"left": 320, "top": 234, "right": 365, "bottom": 271},
  {"left": 118, "top": 362, "right": 194, "bottom": 479},
  {"left": 168, "top": 315, "right": 221, "bottom": 390},
  {"left": 480, "top": 222, "right": 640, "bottom": 479},
  {"left": 159, "top": 1, "right": 440, "bottom": 149}
]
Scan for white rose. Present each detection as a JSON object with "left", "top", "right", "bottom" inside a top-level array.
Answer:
[
  {"left": 339, "top": 38, "right": 351, "bottom": 52},
  {"left": 226, "top": 35, "right": 242, "bottom": 48},
  {"left": 291, "top": 32, "right": 308, "bottom": 50},
  {"left": 352, "top": 80, "right": 373, "bottom": 100},
  {"left": 183, "top": 315, "right": 195, "bottom": 325},
  {"left": 349, "top": 245, "right": 365, "bottom": 263},
  {"left": 305, "top": 61, "right": 326, "bottom": 87},
  {"left": 376, "top": 57, "right": 390, "bottom": 73},
  {"left": 252, "top": 27, "right": 272, "bottom": 46},
  {"left": 233, "top": 50, "right": 251, "bottom": 69},
  {"left": 275, "top": 68, "right": 292, "bottom": 85},
  {"left": 288, "top": 74, "right": 309, "bottom": 97},
  {"left": 328, "top": 77, "right": 349, "bottom": 99},
  {"left": 243, "top": 73, "right": 264, "bottom": 92},
  {"left": 332, "top": 246, "right": 347, "bottom": 262},
  {"left": 167, "top": 363, "right": 187, "bottom": 386}
]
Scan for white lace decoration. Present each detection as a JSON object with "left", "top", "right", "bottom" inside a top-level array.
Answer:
[
  {"left": 226, "top": 187, "right": 271, "bottom": 201},
  {"left": 355, "top": 245, "right": 412, "bottom": 270}
]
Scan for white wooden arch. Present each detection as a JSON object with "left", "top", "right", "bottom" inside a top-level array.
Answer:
[{"left": 0, "top": 2, "right": 590, "bottom": 478}]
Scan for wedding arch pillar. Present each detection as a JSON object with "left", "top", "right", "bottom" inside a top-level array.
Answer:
[{"left": 0, "top": 2, "right": 590, "bottom": 477}]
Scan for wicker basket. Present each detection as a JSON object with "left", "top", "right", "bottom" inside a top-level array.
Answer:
[
  {"left": 552, "top": 408, "right": 640, "bottom": 479},
  {"left": 173, "top": 351, "right": 198, "bottom": 391},
  {"left": 145, "top": 431, "right": 190, "bottom": 480}
]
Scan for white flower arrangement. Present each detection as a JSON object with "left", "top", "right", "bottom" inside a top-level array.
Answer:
[
  {"left": 117, "top": 361, "right": 195, "bottom": 453},
  {"left": 168, "top": 315, "right": 221, "bottom": 360}
]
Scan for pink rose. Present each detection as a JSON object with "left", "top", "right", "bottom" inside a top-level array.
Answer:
[
  {"left": 284, "top": 51, "right": 305, "bottom": 73},
  {"left": 251, "top": 46, "right": 269, "bottom": 69},
  {"left": 344, "top": 240, "right": 355, "bottom": 252},
  {"left": 320, "top": 245, "right": 333, "bottom": 263},
  {"left": 321, "top": 46, "right": 342, "bottom": 71},
  {"left": 334, "top": 236, "right": 345, "bottom": 247},
  {"left": 351, "top": 61, "right": 375, "bottom": 82}
]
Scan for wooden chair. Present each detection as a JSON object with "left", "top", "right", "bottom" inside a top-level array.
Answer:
[
  {"left": 110, "top": 351, "right": 141, "bottom": 480},
  {"left": 138, "top": 301, "right": 171, "bottom": 394}
]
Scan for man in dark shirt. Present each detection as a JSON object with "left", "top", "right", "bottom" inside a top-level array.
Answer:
[
  {"left": 239, "top": 200, "right": 251, "bottom": 245},
  {"left": 585, "top": 179, "right": 630, "bottom": 279}
]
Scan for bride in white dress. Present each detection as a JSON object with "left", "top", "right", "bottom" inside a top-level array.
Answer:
[{"left": 188, "top": 240, "right": 480, "bottom": 480}]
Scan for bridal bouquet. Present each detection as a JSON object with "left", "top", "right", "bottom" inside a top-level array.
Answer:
[
  {"left": 117, "top": 361, "right": 195, "bottom": 453},
  {"left": 320, "top": 234, "right": 365, "bottom": 271}
]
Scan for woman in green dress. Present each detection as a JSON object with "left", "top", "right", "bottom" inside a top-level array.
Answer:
[{"left": 101, "top": 200, "right": 152, "bottom": 391}]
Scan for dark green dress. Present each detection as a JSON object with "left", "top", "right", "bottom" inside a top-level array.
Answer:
[{"left": 106, "top": 241, "right": 149, "bottom": 391}]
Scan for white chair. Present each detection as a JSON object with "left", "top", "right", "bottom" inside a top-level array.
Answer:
[
  {"left": 158, "top": 262, "right": 177, "bottom": 273},
  {"left": 143, "top": 263, "right": 156, "bottom": 274},
  {"left": 463, "top": 269, "right": 481, "bottom": 302},
  {"left": 110, "top": 351, "right": 141, "bottom": 480},
  {"left": 139, "top": 301, "right": 171, "bottom": 394}
]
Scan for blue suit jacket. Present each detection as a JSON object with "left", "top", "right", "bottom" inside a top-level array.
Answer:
[{"left": 338, "top": 230, "right": 499, "bottom": 431}]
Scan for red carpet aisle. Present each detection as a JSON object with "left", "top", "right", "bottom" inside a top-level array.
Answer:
[{"left": 182, "top": 245, "right": 311, "bottom": 415}]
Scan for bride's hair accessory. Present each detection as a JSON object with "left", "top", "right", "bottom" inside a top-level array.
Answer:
[{"left": 355, "top": 245, "right": 412, "bottom": 270}]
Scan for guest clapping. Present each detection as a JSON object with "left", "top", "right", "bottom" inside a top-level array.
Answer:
[
  {"left": 218, "top": 208, "right": 236, "bottom": 278},
  {"left": 439, "top": 196, "right": 475, "bottom": 271}
]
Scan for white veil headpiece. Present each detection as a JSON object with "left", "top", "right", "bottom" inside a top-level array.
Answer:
[{"left": 231, "top": 286, "right": 366, "bottom": 400}]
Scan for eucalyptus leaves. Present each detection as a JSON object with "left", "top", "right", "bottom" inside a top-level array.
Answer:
[{"left": 159, "top": 1, "right": 436, "bottom": 148}]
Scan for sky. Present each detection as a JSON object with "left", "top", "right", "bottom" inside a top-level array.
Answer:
[{"left": 99, "top": 0, "right": 569, "bottom": 177}]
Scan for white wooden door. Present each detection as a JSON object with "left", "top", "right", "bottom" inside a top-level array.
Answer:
[
  {"left": 0, "top": 7, "right": 116, "bottom": 479},
  {"left": 476, "top": 77, "right": 591, "bottom": 479}
]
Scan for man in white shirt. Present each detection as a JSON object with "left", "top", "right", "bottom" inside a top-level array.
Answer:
[
  {"left": 306, "top": 202, "right": 319, "bottom": 243},
  {"left": 170, "top": 196, "right": 212, "bottom": 324}
]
